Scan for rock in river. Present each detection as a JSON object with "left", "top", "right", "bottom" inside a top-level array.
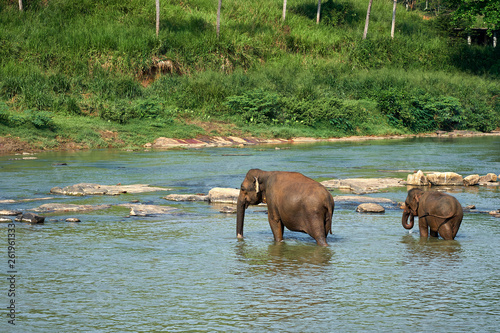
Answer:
[
  {"left": 355, "top": 203, "right": 385, "bottom": 213},
  {"left": 119, "top": 204, "right": 177, "bottom": 216},
  {"left": 50, "top": 183, "right": 168, "bottom": 196},
  {"left": 15, "top": 213, "right": 45, "bottom": 224}
]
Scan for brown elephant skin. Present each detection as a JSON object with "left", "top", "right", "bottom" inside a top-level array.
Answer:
[
  {"left": 402, "top": 188, "right": 463, "bottom": 240},
  {"left": 236, "top": 169, "right": 335, "bottom": 246}
]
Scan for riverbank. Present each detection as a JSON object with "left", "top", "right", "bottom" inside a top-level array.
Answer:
[{"left": 2, "top": 129, "right": 500, "bottom": 155}]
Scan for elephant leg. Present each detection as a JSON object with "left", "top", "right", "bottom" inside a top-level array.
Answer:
[
  {"left": 438, "top": 216, "right": 461, "bottom": 240},
  {"left": 418, "top": 217, "right": 429, "bottom": 238},
  {"left": 308, "top": 218, "right": 329, "bottom": 246},
  {"left": 267, "top": 210, "right": 284, "bottom": 242},
  {"left": 430, "top": 229, "right": 439, "bottom": 238}
]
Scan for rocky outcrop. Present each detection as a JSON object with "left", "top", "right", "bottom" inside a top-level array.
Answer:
[
  {"left": 426, "top": 172, "right": 464, "bottom": 186},
  {"left": 50, "top": 183, "right": 168, "bottom": 196},
  {"left": 406, "top": 170, "right": 499, "bottom": 186},
  {"left": 480, "top": 173, "right": 498, "bottom": 183},
  {"left": 321, "top": 178, "right": 405, "bottom": 194},
  {"left": 207, "top": 188, "right": 240, "bottom": 204},
  {"left": 406, "top": 170, "right": 429, "bottom": 186},
  {"left": 356, "top": 203, "right": 385, "bottom": 213},
  {"left": 464, "top": 174, "right": 480, "bottom": 186},
  {"left": 0, "top": 218, "right": 13, "bottom": 223}
]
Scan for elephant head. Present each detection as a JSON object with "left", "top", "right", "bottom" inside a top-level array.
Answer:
[
  {"left": 402, "top": 188, "right": 424, "bottom": 229},
  {"left": 236, "top": 169, "right": 266, "bottom": 239}
]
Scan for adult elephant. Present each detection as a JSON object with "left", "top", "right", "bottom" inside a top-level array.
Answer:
[
  {"left": 236, "top": 169, "right": 335, "bottom": 246},
  {"left": 402, "top": 188, "right": 463, "bottom": 240}
]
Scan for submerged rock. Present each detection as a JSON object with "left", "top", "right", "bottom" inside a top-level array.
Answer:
[
  {"left": 119, "top": 203, "right": 177, "bottom": 216},
  {"left": 50, "top": 183, "right": 168, "bottom": 196},
  {"left": 65, "top": 218, "right": 81, "bottom": 222},
  {"left": 0, "top": 217, "right": 12, "bottom": 223},
  {"left": 219, "top": 206, "right": 237, "bottom": 214},
  {"left": 34, "top": 203, "right": 112, "bottom": 212},
  {"left": 163, "top": 194, "right": 209, "bottom": 202}
]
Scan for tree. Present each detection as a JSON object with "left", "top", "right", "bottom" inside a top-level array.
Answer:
[
  {"left": 363, "top": 0, "right": 374, "bottom": 39},
  {"left": 283, "top": 0, "right": 287, "bottom": 21},
  {"left": 217, "top": 0, "right": 222, "bottom": 39},
  {"left": 156, "top": 0, "right": 160, "bottom": 37},
  {"left": 19, "top": 0, "right": 23, "bottom": 11},
  {"left": 452, "top": 0, "right": 500, "bottom": 33},
  {"left": 391, "top": 0, "right": 397, "bottom": 38},
  {"left": 317, "top": 0, "right": 322, "bottom": 24}
]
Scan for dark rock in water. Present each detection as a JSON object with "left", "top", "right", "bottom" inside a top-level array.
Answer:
[{"left": 15, "top": 213, "right": 45, "bottom": 224}]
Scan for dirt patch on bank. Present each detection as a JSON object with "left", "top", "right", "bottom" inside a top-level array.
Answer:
[{"left": 0, "top": 136, "right": 40, "bottom": 154}]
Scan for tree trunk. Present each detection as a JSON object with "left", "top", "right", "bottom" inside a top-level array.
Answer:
[
  {"left": 391, "top": 0, "right": 397, "bottom": 39},
  {"left": 316, "top": 0, "right": 321, "bottom": 24},
  {"left": 363, "top": 0, "right": 373, "bottom": 39},
  {"left": 217, "top": 0, "right": 222, "bottom": 39},
  {"left": 156, "top": 0, "right": 160, "bottom": 37},
  {"left": 19, "top": 0, "right": 23, "bottom": 11},
  {"left": 282, "top": 0, "right": 287, "bottom": 21}
]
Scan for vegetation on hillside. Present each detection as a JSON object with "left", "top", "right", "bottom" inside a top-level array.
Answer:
[{"left": 0, "top": 0, "right": 499, "bottom": 151}]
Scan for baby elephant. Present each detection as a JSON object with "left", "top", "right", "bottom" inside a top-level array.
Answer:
[
  {"left": 236, "top": 169, "right": 335, "bottom": 246},
  {"left": 402, "top": 188, "right": 463, "bottom": 240}
]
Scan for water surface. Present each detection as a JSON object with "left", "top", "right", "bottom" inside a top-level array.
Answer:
[{"left": 1, "top": 136, "right": 499, "bottom": 332}]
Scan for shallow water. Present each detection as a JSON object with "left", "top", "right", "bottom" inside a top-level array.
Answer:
[{"left": 1, "top": 136, "right": 499, "bottom": 332}]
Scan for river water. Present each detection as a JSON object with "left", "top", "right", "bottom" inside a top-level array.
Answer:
[{"left": 1, "top": 136, "right": 499, "bottom": 332}]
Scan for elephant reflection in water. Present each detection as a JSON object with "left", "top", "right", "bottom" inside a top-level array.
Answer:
[
  {"left": 235, "top": 241, "right": 334, "bottom": 274},
  {"left": 402, "top": 188, "right": 463, "bottom": 240}
]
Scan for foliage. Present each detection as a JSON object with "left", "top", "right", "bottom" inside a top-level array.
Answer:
[
  {"left": 451, "top": 0, "right": 500, "bottom": 33},
  {"left": 224, "top": 89, "right": 280, "bottom": 125},
  {"left": 0, "top": 0, "right": 499, "bottom": 151},
  {"left": 377, "top": 90, "right": 467, "bottom": 132}
]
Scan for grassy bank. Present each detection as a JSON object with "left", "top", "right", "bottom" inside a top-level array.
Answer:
[{"left": 0, "top": 0, "right": 499, "bottom": 152}]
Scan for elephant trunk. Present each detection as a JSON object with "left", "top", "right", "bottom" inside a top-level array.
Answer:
[
  {"left": 402, "top": 209, "right": 415, "bottom": 229},
  {"left": 236, "top": 192, "right": 246, "bottom": 239}
]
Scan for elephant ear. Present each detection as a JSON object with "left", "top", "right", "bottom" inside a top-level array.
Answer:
[{"left": 254, "top": 177, "right": 260, "bottom": 193}]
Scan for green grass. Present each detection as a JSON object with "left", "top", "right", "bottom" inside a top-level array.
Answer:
[{"left": 0, "top": 0, "right": 499, "bottom": 151}]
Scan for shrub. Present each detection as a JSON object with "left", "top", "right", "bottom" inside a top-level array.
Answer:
[
  {"left": 99, "top": 101, "right": 134, "bottom": 124},
  {"left": 0, "top": 102, "right": 9, "bottom": 124},
  {"left": 27, "top": 110, "right": 56, "bottom": 129},
  {"left": 225, "top": 89, "right": 280, "bottom": 125}
]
